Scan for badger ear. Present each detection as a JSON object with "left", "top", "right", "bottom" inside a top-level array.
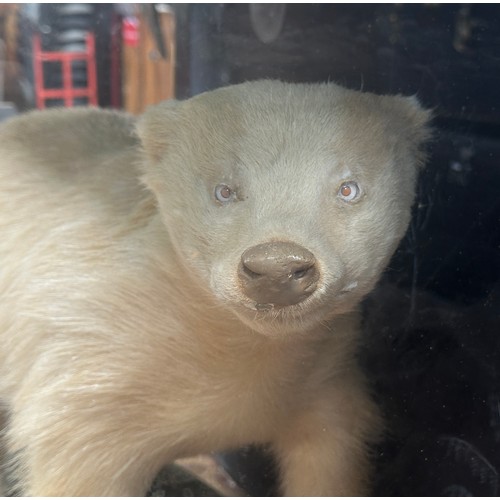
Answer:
[
  {"left": 136, "top": 99, "right": 182, "bottom": 162},
  {"left": 394, "top": 95, "right": 433, "bottom": 167}
]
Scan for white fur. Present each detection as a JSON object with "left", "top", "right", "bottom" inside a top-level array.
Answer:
[{"left": 0, "top": 81, "right": 430, "bottom": 495}]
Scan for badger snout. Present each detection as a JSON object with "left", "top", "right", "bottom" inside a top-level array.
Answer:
[{"left": 238, "top": 241, "right": 319, "bottom": 307}]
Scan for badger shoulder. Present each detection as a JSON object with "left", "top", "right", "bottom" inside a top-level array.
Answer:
[{"left": 0, "top": 107, "right": 140, "bottom": 179}]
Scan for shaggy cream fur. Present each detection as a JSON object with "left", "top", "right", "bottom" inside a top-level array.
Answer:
[{"left": 0, "top": 81, "right": 430, "bottom": 495}]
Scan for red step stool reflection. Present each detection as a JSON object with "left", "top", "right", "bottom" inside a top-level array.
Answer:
[{"left": 32, "top": 32, "right": 98, "bottom": 109}]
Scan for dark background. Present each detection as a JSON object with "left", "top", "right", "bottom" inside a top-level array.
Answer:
[{"left": 171, "top": 4, "right": 500, "bottom": 496}]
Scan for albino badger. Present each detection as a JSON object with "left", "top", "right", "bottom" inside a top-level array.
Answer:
[{"left": 0, "top": 81, "right": 430, "bottom": 496}]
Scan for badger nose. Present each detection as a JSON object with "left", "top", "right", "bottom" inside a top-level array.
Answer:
[{"left": 238, "top": 241, "right": 319, "bottom": 307}]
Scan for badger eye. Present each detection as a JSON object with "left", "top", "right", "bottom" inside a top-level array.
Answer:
[
  {"left": 338, "top": 181, "right": 360, "bottom": 202},
  {"left": 215, "top": 184, "right": 233, "bottom": 203}
]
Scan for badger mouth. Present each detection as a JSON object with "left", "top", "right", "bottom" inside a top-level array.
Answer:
[
  {"left": 231, "top": 276, "right": 360, "bottom": 335},
  {"left": 231, "top": 291, "right": 319, "bottom": 332}
]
